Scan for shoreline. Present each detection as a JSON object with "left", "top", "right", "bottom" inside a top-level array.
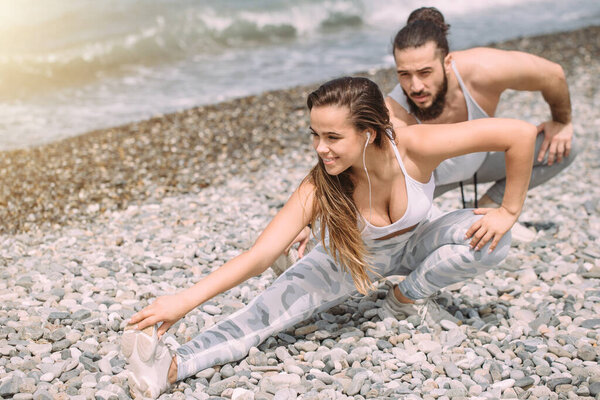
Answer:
[{"left": 0, "top": 25, "right": 598, "bottom": 234}]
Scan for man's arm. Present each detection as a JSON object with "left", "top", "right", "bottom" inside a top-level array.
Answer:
[{"left": 470, "top": 48, "right": 573, "bottom": 165}]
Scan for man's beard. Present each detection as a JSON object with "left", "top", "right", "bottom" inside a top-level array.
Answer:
[{"left": 403, "top": 74, "right": 448, "bottom": 121}]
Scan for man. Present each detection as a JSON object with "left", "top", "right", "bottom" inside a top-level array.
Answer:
[{"left": 386, "top": 7, "right": 576, "bottom": 241}]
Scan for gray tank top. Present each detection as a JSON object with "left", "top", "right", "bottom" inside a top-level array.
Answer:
[{"left": 387, "top": 60, "right": 489, "bottom": 185}]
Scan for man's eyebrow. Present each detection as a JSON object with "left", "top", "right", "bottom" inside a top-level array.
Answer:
[{"left": 397, "top": 66, "right": 433, "bottom": 73}]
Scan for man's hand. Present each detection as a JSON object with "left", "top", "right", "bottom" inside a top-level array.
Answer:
[
  {"left": 536, "top": 121, "right": 573, "bottom": 165},
  {"left": 466, "top": 207, "right": 518, "bottom": 252},
  {"left": 128, "top": 293, "right": 191, "bottom": 337}
]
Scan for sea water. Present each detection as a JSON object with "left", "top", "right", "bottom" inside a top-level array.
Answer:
[{"left": 1, "top": 0, "right": 599, "bottom": 149}]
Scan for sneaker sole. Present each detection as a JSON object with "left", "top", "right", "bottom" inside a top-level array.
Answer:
[{"left": 121, "top": 325, "right": 157, "bottom": 361}]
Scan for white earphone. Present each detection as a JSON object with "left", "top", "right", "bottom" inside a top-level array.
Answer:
[{"left": 363, "top": 131, "right": 372, "bottom": 222}]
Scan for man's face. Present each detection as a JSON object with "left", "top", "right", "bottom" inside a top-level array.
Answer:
[{"left": 394, "top": 41, "right": 448, "bottom": 120}]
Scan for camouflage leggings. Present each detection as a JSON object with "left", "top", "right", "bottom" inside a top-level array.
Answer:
[{"left": 175, "top": 209, "right": 511, "bottom": 380}]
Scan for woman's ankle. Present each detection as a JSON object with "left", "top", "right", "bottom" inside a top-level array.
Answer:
[
  {"left": 168, "top": 357, "right": 178, "bottom": 384},
  {"left": 394, "top": 286, "right": 415, "bottom": 304}
]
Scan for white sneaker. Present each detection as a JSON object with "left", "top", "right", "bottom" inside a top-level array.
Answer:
[
  {"left": 381, "top": 281, "right": 459, "bottom": 327},
  {"left": 121, "top": 325, "right": 179, "bottom": 399},
  {"left": 270, "top": 240, "right": 316, "bottom": 277},
  {"left": 510, "top": 221, "right": 536, "bottom": 243}
]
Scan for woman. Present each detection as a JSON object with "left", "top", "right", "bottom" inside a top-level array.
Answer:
[{"left": 121, "top": 77, "right": 535, "bottom": 399}]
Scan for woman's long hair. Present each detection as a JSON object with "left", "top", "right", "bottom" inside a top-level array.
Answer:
[{"left": 305, "top": 77, "right": 393, "bottom": 294}]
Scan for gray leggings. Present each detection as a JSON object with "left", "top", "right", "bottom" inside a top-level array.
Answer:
[
  {"left": 175, "top": 209, "right": 511, "bottom": 380},
  {"left": 434, "top": 132, "right": 577, "bottom": 203}
]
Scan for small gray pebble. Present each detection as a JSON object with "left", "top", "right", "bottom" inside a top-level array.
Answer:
[
  {"left": 514, "top": 377, "right": 535, "bottom": 388},
  {"left": 547, "top": 377, "right": 572, "bottom": 391}
]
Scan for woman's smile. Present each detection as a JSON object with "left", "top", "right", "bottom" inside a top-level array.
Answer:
[{"left": 321, "top": 156, "right": 338, "bottom": 165}]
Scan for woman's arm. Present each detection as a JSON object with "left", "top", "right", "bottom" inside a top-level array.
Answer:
[
  {"left": 403, "top": 118, "right": 537, "bottom": 250},
  {"left": 129, "top": 180, "right": 316, "bottom": 336}
]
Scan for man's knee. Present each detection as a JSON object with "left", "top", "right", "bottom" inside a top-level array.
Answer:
[{"left": 536, "top": 130, "right": 578, "bottom": 168}]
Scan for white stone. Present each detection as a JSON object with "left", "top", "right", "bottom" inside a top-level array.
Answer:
[
  {"left": 492, "top": 379, "right": 515, "bottom": 390},
  {"left": 231, "top": 388, "right": 255, "bottom": 400},
  {"left": 417, "top": 340, "right": 442, "bottom": 354},
  {"left": 39, "top": 372, "right": 55, "bottom": 382},
  {"left": 28, "top": 343, "right": 52, "bottom": 357},
  {"left": 518, "top": 269, "right": 537, "bottom": 285}
]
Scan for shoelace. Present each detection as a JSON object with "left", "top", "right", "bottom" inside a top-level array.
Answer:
[{"left": 160, "top": 334, "right": 180, "bottom": 353}]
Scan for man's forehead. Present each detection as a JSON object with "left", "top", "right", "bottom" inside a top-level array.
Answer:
[{"left": 394, "top": 42, "right": 441, "bottom": 71}]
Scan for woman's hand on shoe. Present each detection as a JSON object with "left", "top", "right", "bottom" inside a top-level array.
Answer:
[
  {"left": 128, "top": 293, "right": 191, "bottom": 337},
  {"left": 466, "top": 207, "right": 517, "bottom": 251}
]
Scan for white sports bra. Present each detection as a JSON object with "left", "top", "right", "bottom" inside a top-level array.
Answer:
[{"left": 360, "top": 132, "right": 434, "bottom": 240}]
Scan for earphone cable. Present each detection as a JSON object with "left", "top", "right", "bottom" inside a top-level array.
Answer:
[{"left": 362, "top": 136, "right": 372, "bottom": 223}]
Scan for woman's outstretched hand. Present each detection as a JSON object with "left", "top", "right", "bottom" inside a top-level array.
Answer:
[
  {"left": 128, "top": 293, "right": 190, "bottom": 337},
  {"left": 465, "top": 207, "right": 518, "bottom": 252}
]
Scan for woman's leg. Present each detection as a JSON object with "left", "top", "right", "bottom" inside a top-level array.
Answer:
[
  {"left": 174, "top": 231, "right": 417, "bottom": 380},
  {"left": 395, "top": 209, "right": 511, "bottom": 300},
  {"left": 174, "top": 243, "right": 359, "bottom": 380}
]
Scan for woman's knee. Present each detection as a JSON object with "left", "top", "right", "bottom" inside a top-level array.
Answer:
[
  {"left": 439, "top": 209, "right": 511, "bottom": 267},
  {"left": 476, "top": 229, "right": 511, "bottom": 266}
]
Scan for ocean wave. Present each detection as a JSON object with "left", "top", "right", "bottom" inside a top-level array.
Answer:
[{"left": 0, "top": 0, "right": 568, "bottom": 98}]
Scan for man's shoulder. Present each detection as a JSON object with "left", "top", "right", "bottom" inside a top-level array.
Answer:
[
  {"left": 451, "top": 48, "right": 507, "bottom": 74},
  {"left": 451, "top": 48, "right": 517, "bottom": 89}
]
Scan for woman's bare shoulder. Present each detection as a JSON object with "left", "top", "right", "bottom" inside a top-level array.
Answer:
[{"left": 392, "top": 124, "right": 422, "bottom": 151}]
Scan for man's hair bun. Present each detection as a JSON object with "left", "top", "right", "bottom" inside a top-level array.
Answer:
[{"left": 407, "top": 7, "right": 450, "bottom": 35}]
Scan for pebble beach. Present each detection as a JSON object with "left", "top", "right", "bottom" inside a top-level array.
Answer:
[{"left": 0, "top": 25, "right": 599, "bottom": 400}]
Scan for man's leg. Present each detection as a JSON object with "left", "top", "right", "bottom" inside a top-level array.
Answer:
[
  {"left": 481, "top": 131, "right": 577, "bottom": 205},
  {"left": 432, "top": 158, "right": 500, "bottom": 199},
  {"left": 434, "top": 131, "right": 577, "bottom": 203}
]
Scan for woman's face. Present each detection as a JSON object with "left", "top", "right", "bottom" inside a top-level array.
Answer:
[{"left": 310, "top": 105, "right": 368, "bottom": 175}]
